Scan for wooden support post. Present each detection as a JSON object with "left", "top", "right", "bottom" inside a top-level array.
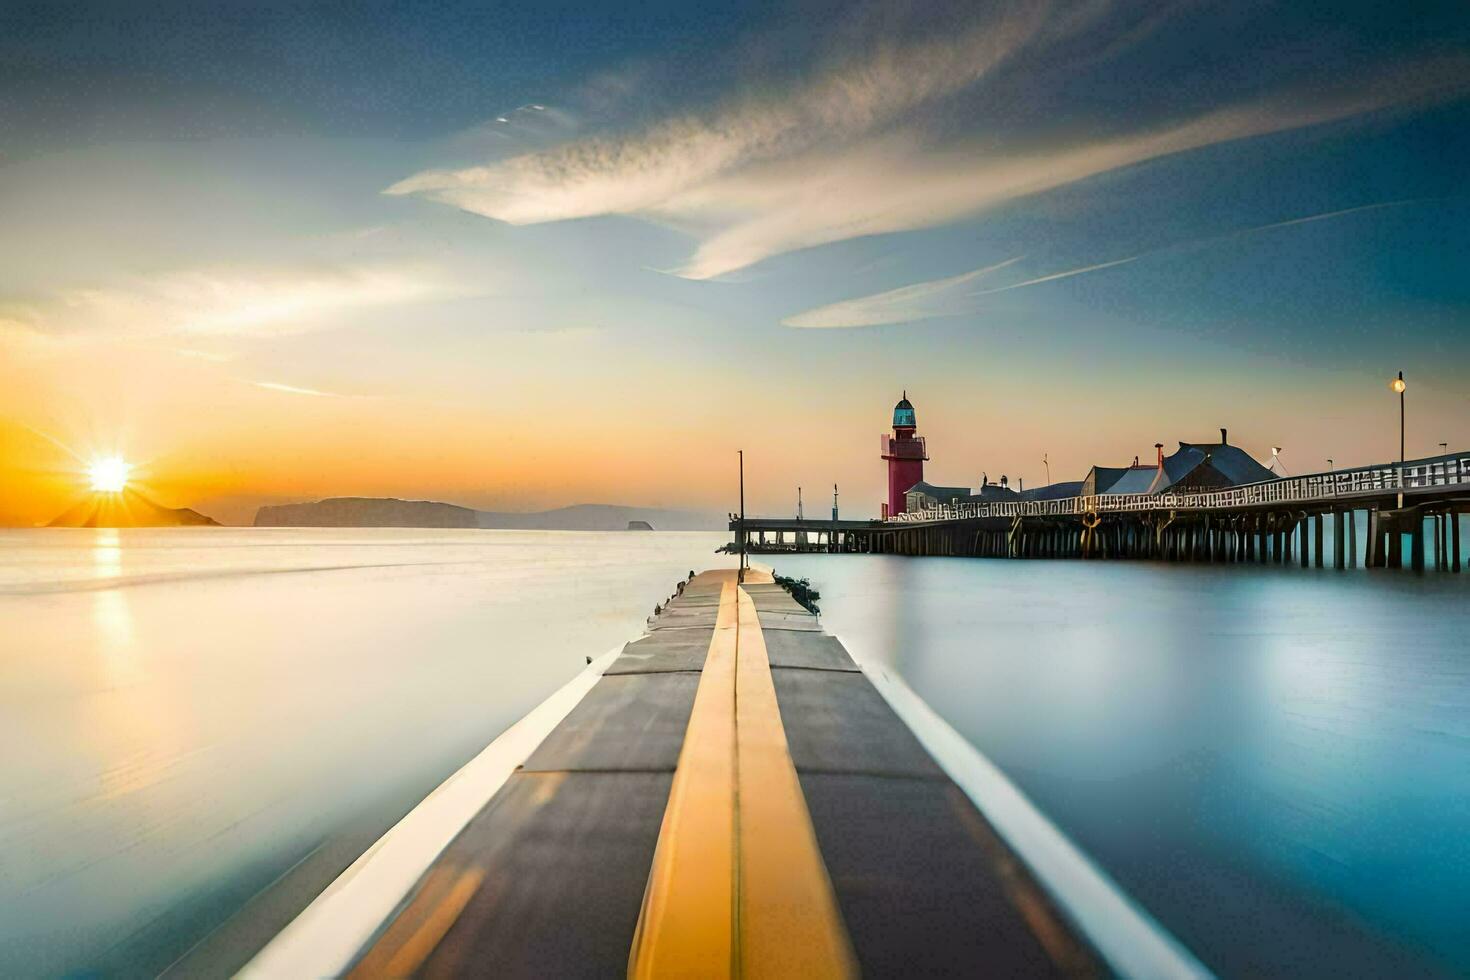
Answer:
[
  {"left": 1312, "top": 515, "right": 1323, "bottom": 568},
  {"left": 1347, "top": 510, "right": 1358, "bottom": 569},
  {"left": 1388, "top": 524, "right": 1402, "bottom": 569},
  {"left": 1334, "top": 511, "right": 1346, "bottom": 570},
  {"left": 1453, "top": 510, "right": 1462, "bottom": 573}
]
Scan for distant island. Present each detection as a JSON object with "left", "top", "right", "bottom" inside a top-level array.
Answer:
[
  {"left": 253, "top": 497, "right": 721, "bottom": 531},
  {"left": 49, "top": 489, "right": 220, "bottom": 528}
]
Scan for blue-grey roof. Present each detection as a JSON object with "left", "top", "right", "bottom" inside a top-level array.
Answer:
[
  {"left": 963, "top": 484, "right": 1020, "bottom": 503},
  {"left": 1104, "top": 468, "right": 1159, "bottom": 494},
  {"left": 905, "top": 480, "right": 970, "bottom": 502},
  {"left": 1153, "top": 442, "right": 1277, "bottom": 491},
  {"left": 1018, "top": 480, "right": 1084, "bottom": 501},
  {"left": 1086, "top": 466, "right": 1129, "bottom": 493}
]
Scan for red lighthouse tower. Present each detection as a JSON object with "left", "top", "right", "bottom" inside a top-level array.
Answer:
[{"left": 880, "top": 392, "right": 928, "bottom": 518}]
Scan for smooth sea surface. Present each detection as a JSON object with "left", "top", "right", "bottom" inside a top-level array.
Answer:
[
  {"left": 3, "top": 528, "right": 1467, "bottom": 976},
  {"left": 0, "top": 528, "right": 732, "bottom": 976},
  {"left": 772, "top": 551, "right": 1470, "bottom": 978}
]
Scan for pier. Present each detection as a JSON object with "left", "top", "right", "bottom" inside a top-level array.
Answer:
[
  {"left": 245, "top": 570, "right": 1202, "bottom": 977},
  {"left": 734, "top": 452, "right": 1469, "bottom": 571}
]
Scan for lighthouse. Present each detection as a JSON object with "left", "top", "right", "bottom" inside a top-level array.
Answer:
[{"left": 880, "top": 392, "right": 928, "bottom": 518}]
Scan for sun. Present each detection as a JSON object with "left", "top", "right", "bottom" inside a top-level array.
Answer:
[{"left": 88, "top": 456, "right": 132, "bottom": 493}]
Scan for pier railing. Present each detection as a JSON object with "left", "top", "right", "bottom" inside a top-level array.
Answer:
[{"left": 890, "top": 454, "right": 1470, "bottom": 524}]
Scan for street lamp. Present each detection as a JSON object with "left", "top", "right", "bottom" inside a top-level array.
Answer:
[{"left": 1390, "top": 371, "right": 1406, "bottom": 507}]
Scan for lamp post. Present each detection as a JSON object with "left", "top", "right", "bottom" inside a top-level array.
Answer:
[
  {"left": 1043, "top": 452, "right": 1051, "bottom": 487},
  {"left": 1391, "top": 371, "right": 1406, "bottom": 507}
]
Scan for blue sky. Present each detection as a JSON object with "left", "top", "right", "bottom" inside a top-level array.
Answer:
[{"left": 1, "top": 1, "right": 1466, "bottom": 521}]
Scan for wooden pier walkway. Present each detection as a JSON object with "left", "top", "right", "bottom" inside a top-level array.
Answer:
[
  {"left": 736, "top": 451, "right": 1469, "bottom": 571},
  {"left": 246, "top": 570, "right": 1201, "bottom": 977}
]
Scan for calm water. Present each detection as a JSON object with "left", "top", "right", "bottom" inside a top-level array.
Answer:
[
  {"left": 772, "top": 552, "right": 1470, "bottom": 977},
  {"left": 0, "top": 528, "right": 732, "bottom": 976},
  {"left": 4, "top": 530, "right": 1467, "bottom": 976}
]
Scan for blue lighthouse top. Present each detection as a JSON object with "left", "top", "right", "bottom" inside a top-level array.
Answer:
[{"left": 893, "top": 392, "right": 915, "bottom": 428}]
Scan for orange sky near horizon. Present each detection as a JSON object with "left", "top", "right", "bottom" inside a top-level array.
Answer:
[{"left": 4, "top": 327, "right": 1465, "bottom": 527}]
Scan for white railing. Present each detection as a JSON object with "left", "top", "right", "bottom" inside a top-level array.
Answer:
[{"left": 891, "top": 456, "right": 1470, "bottom": 524}]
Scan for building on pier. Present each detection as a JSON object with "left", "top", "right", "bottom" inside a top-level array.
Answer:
[
  {"left": 904, "top": 481, "right": 971, "bottom": 512},
  {"left": 1078, "top": 431, "right": 1276, "bottom": 497},
  {"left": 1150, "top": 430, "right": 1275, "bottom": 492}
]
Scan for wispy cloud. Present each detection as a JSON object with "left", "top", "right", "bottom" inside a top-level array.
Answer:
[
  {"left": 387, "top": 3, "right": 1469, "bottom": 282},
  {"left": 782, "top": 198, "right": 1432, "bottom": 328},
  {"left": 783, "top": 256, "right": 1023, "bottom": 328},
  {"left": 386, "top": 5, "right": 1049, "bottom": 228},
  {"left": 10, "top": 262, "right": 470, "bottom": 340},
  {"left": 250, "top": 380, "right": 339, "bottom": 397},
  {"left": 968, "top": 256, "right": 1142, "bottom": 298}
]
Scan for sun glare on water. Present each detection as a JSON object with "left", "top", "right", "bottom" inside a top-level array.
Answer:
[{"left": 88, "top": 457, "right": 132, "bottom": 493}]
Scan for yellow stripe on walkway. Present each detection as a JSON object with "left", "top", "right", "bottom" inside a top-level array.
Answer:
[
  {"left": 732, "top": 584, "right": 857, "bottom": 977},
  {"left": 629, "top": 573, "right": 855, "bottom": 979}
]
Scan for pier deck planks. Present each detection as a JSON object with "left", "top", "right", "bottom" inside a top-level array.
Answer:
[{"left": 345, "top": 570, "right": 1094, "bottom": 977}]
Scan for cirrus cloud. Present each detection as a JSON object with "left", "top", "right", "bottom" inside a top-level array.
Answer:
[{"left": 387, "top": 3, "right": 1470, "bottom": 282}]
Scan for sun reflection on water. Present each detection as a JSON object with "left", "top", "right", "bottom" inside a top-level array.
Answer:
[{"left": 90, "top": 529, "right": 136, "bottom": 680}]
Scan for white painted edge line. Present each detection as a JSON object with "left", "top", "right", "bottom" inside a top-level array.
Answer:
[
  {"left": 239, "top": 644, "right": 625, "bottom": 979},
  {"left": 834, "top": 635, "right": 1214, "bottom": 980}
]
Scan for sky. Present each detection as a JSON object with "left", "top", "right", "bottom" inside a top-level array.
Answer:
[{"left": 1, "top": 0, "right": 1467, "bottom": 524}]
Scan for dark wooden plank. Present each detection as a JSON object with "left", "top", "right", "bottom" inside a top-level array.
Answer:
[
  {"left": 771, "top": 668, "right": 943, "bottom": 778},
  {"left": 605, "top": 629, "right": 713, "bottom": 675},
  {"left": 762, "top": 631, "right": 859, "bottom": 672},
  {"left": 799, "top": 773, "right": 1082, "bottom": 978},
  {"left": 647, "top": 609, "right": 720, "bottom": 630},
  {"left": 411, "top": 771, "right": 671, "bottom": 979},
  {"left": 521, "top": 673, "right": 699, "bottom": 772},
  {"left": 751, "top": 610, "right": 823, "bottom": 631}
]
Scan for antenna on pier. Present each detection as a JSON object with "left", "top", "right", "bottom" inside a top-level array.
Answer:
[
  {"left": 797, "top": 486, "right": 803, "bottom": 521},
  {"left": 832, "top": 483, "right": 839, "bottom": 523}
]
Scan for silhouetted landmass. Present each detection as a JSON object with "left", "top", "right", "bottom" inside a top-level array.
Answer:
[
  {"left": 48, "top": 489, "right": 220, "bottom": 527},
  {"left": 252, "top": 497, "right": 721, "bottom": 530},
  {"left": 254, "top": 497, "right": 478, "bottom": 528},
  {"left": 626, "top": 520, "right": 654, "bottom": 531}
]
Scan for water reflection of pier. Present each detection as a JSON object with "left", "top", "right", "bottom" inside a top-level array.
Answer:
[{"left": 733, "top": 452, "right": 1469, "bottom": 572}]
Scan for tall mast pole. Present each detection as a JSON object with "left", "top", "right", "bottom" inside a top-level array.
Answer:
[{"left": 738, "top": 450, "right": 746, "bottom": 580}]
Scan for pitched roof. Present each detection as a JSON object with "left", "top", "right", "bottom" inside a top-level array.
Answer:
[
  {"left": 1104, "top": 468, "right": 1159, "bottom": 494},
  {"left": 1085, "top": 466, "right": 1130, "bottom": 494},
  {"left": 1152, "top": 441, "right": 1276, "bottom": 491},
  {"left": 905, "top": 480, "right": 971, "bottom": 502},
  {"left": 1018, "top": 480, "right": 1084, "bottom": 501}
]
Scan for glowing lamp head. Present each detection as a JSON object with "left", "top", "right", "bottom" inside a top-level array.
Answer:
[
  {"left": 1390, "top": 372, "right": 1406, "bottom": 394},
  {"left": 88, "top": 457, "right": 131, "bottom": 493}
]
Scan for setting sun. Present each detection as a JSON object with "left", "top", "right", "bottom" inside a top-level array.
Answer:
[{"left": 87, "top": 456, "right": 131, "bottom": 493}]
